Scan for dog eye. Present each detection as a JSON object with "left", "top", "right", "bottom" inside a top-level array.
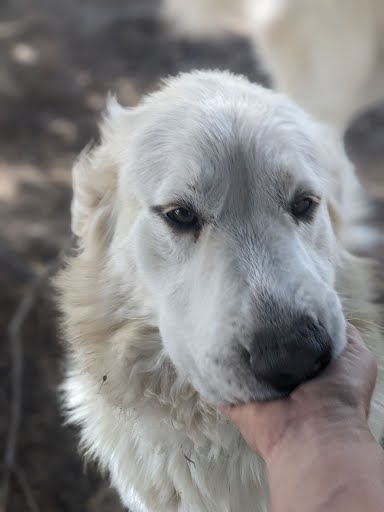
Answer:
[
  {"left": 165, "top": 207, "right": 198, "bottom": 227},
  {"left": 290, "top": 197, "right": 317, "bottom": 220}
]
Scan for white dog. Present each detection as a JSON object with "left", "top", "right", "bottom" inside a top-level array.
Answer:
[
  {"left": 163, "top": 0, "right": 384, "bottom": 134},
  {"left": 57, "top": 71, "right": 383, "bottom": 512}
]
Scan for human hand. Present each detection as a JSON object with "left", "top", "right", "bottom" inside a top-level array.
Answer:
[{"left": 221, "top": 323, "right": 377, "bottom": 465}]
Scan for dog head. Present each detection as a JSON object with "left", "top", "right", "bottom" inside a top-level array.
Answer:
[{"left": 68, "top": 71, "right": 354, "bottom": 406}]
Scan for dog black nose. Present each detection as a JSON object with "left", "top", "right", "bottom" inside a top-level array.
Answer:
[{"left": 249, "top": 317, "right": 332, "bottom": 394}]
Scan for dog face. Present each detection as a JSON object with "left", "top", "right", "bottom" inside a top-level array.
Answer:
[{"left": 73, "top": 72, "right": 349, "bottom": 405}]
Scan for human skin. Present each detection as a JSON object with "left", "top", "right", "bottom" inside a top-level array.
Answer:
[{"left": 221, "top": 324, "right": 384, "bottom": 512}]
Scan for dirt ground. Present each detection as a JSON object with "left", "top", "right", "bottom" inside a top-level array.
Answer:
[{"left": 0, "top": 1, "right": 383, "bottom": 511}]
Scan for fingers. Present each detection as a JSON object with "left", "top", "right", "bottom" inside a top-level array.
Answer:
[
  {"left": 220, "top": 402, "right": 257, "bottom": 426},
  {"left": 344, "top": 323, "right": 377, "bottom": 385},
  {"left": 292, "top": 323, "right": 377, "bottom": 406},
  {"left": 346, "top": 323, "right": 378, "bottom": 413},
  {"left": 345, "top": 323, "right": 372, "bottom": 359},
  {"left": 220, "top": 400, "right": 285, "bottom": 425},
  {"left": 220, "top": 400, "right": 290, "bottom": 457},
  {"left": 346, "top": 322, "right": 364, "bottom": 343},
  {"left": 219, "top": 403, "right": 261, "bottom": 453},
  {"left": 312, "top": 322, "right": 375, "bottom": 380}
]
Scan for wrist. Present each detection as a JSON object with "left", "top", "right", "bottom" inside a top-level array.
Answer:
[
  {"left": 265, "top": 403, "right": 370, "bottom": 468},
  {"left": 266, "top": 414, "right": 379, "bottom": 511}
]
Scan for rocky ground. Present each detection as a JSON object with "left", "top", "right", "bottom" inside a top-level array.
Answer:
[{"left": 0, "top": 0, "right": 383, "bottom": 510}]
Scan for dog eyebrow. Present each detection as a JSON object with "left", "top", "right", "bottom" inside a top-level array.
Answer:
[
  {"left": 273, "top": 177, "right": 320, "bottom": 211},
  {"left": 293, "top": 185, "right": 321, "bottom": 201},
  {"left": 150, "top": 195, "right": 200, "bottom": 216},
  {"left": 150, "top": 196, "right": 217, "bottom": 228}
]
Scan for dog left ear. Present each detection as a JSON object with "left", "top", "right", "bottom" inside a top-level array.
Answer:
[{"left": 71, "top": 97, "right": 131, "bottom": 241}]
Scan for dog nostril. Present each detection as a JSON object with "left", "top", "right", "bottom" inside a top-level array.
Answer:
[
  {"left": 312, "top": 359, "right": 322, "bottom": 375},
  {"left": 241, "top": 347, "right": 251, "bottom": 366},
  {"left": 312, "top": 347, "right": 332, "bottom": 377}
]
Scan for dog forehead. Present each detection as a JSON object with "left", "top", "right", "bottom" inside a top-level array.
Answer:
[
  {"left": 133, "top": 111, "right": 318, "bottom": 210},
  {"left": 126, "top": 72, "right": 323, "bottom": 207}
]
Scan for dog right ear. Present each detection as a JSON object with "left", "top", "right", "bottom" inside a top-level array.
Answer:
[
  {"left": 71, "top": 98, "right": 130, "bottom": 241},
  {"left": 318, "top": 124, "right": 368, "bottom": 245}
]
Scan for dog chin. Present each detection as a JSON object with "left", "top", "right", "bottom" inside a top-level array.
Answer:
[
  {"left": 194, "top": 379, "right": 286, "bottom": 407},
  {"left": 202, "top": 373, "right": 329, "bottom": 407}
]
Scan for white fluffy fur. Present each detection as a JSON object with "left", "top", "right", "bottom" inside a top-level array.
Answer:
[
  {"left": 57, "top": 71, "right": 384, "bottom": 512},
  {"left": 163, "top": 0, "right": 384, "bottom": 133}
]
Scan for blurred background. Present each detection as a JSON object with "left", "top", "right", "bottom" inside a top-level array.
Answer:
[{"left": 0, "top": 1, "right": 383, "bottom": 511}]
